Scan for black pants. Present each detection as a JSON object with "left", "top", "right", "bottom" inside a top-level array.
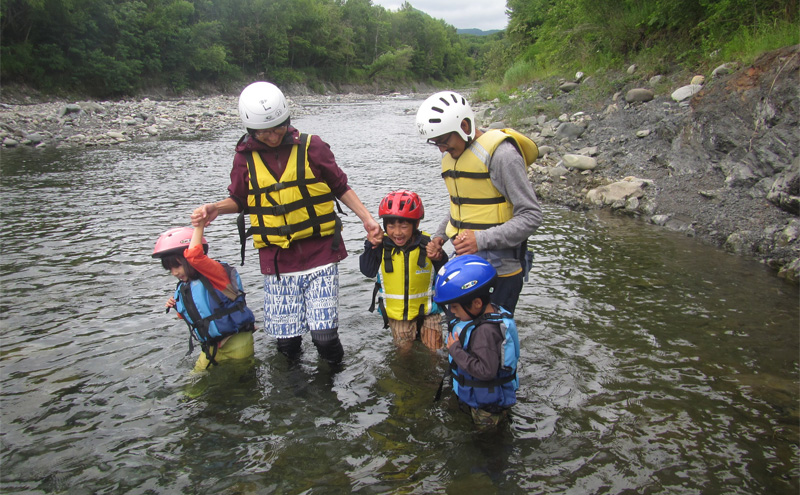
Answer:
[{"left": 490, "top": 270, "right": 524, "bottom": 316}]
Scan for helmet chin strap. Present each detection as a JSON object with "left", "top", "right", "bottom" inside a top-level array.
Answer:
[{"left": 464, "top": 299, "right": 488, "bottom": 321}]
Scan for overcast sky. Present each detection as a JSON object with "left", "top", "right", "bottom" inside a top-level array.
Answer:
[{"left": 371, "top": 1, "right": 509, "bottom": 31}]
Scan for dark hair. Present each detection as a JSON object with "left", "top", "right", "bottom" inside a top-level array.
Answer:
[
  {"left": 246, "top": 117, "right": 291, "bottom": 137},
  {"left": 160, "top": 253, "right": 199, "bottom": 280},
  {"left": 382, "top": 217, "right": 418, "bottom": 230}
]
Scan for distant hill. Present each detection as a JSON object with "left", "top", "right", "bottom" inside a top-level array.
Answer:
[{"left": 457, "top": 28, "right": 502, "bottom": 36}]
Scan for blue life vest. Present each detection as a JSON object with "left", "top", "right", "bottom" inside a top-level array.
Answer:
[
  {"left": 174, "top": 262, "right": 255, "bottom": 364},
  {"left": 448, "top": 309, "right": 519, "bottom": 410}
]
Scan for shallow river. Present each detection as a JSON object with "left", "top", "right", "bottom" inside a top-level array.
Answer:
[{"left": 1, "top": 97, "right": 798, "bottom": 494}]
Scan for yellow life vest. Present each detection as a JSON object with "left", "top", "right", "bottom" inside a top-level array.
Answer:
[
  {"left": 442, "top": 129, "right": 538, "bottom": 239},
  {"left": 245, "top": 133, "right": 340, "bottom": 249},
  {"left": 377, "top": 234, "right": 435, "bottom": 321}
]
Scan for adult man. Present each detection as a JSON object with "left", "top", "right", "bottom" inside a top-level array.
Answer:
[
  {"left": 192, "top": 81, "right": 382, "bottom": 368},
  {"left": 416, "top": 91, "right": 542, "bottom": 315}
]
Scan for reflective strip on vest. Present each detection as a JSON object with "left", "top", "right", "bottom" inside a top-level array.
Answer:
[{"left": 378, "top": 239, "right": 435, "bottom": 321}]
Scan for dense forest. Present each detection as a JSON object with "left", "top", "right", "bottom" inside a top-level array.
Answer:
[{"left": 1, "top": 0, "right": 796, "bottom": 98}]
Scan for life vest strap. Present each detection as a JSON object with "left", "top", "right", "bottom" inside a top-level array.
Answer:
[
  {"left": 450, "top": 195, "right": 507, "bottom": 206},
  {"left": 415, "top": 304, "right": 425, "bottom": 335},
  {"left": 441, "top": 170, "right": 490, "bottom": 179},
  {"left": 249, "top": 176, "right": 324, "bottom": 195},
  {"left": 368, "top": 280, "right": 380, "bottom": 313},
  {"left": 247, "top": 210, "right": 339, "bottom": 238},
  {"left": 197, "top": 301, "right": 246, "bottom": 327},
  {"left": 449, "top": 217, "right": 504, "bottom": 231},
  {"left": 382, "top": 244, "right": 394, "bottom": 273},
  {"left": 237, "top": 211, "right": 248, "bottom": 265},
  {"left": 248, "top": 191, "right": 335, "bottom": 217},
  {"left": 450, "top": 368, "right": 517, "bottom": 389},
  {"left": 377, "top": 296, "right": 390, "bottom": 329}
]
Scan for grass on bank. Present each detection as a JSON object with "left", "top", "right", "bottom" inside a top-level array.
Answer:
[{"left": 473, "top": 17, "right": 798, "bottom": 121}]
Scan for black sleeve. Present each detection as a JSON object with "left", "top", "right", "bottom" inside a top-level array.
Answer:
[
  {"left": 432, "top": 250, "right": 449, "bottom": 273},
  {"left": 359, "top": 239, "right": 382, "bottom": 278}
]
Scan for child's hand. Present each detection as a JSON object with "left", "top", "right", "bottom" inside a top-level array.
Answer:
[
  {"left": 165, "top": 297, "right": 176, "bottom": 309},
  {"left": 366, "top": 220, "right": 383, "bottom": 246},
  {"left": 191, "top": 203, "right": 218, "bottom": 227},
  {"left": 427, "top": 237, "right": 444, "bottom": 260},
  {"left": 447, "top": 330, "right": 459, "bottom": 350}
]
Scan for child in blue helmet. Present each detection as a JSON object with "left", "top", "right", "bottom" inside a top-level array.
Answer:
[
  {"left": 153, "top": 223, "right": 256, "bottom": 372},
  {"left": 433, "top": 255, "right": 520, "bottom": 428}
]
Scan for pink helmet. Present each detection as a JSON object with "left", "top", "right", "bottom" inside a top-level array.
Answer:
[{"left": 152, "top": 227, "right": 207, "bottom": 258}]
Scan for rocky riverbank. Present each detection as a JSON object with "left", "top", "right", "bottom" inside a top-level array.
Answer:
[
  {"left": 1, "top": 46, "right": 797, "bottom": 283},
  {"left": 478, "top": 45, "right": 799, "bottom": 284},
  {"left": 0, "top": 91, "right": 380, "bottom": 148}
]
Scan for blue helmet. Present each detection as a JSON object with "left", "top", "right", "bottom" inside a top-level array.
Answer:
[{"left": 433, "top": 255, "right": 497, "bottom": 305}]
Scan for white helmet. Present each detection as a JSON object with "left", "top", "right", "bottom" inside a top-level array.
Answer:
[
  {"left": 238, "top": 81, "right": 290, "bottom": 129},
  {"left": 415, "top": 91, "right": 475, "bottom": 142}
]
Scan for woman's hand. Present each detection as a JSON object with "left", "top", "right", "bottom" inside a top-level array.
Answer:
[
  {"left": 365, "top": 217, "right": 383, "bottom": 246},
  {"left": 191, "top": 203, "right": 218, "bottom": 227}
]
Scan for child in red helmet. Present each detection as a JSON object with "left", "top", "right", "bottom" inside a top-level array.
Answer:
[
  {"left": 359, "top": 190, "right": 448, "bottom": 352},
  {"left": 153, "top": 222, "right": 256, "bottom": 371}
]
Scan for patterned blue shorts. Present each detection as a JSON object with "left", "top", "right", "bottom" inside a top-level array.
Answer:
[{"left": 262, "top": 263, "right": 339, "bottom": 338}]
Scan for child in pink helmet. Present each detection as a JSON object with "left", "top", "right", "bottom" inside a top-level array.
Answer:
[{"left": 153, "top": 223, "right": 256, "bottom": 371}]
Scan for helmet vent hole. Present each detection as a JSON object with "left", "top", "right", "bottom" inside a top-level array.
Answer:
[
  {"left": 430, "top": 118, "right": 441, "bottom": 123},
  {"left": 438, "top": 97, "right": 450, "bottom": 106}
]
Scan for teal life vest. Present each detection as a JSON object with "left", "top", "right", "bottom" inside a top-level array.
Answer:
[
  {"left": 174, "top": 262, "right": 255, "bottom": 366},
  {"left": 448, "top": 309, "right": 519, "bottom": 410}
]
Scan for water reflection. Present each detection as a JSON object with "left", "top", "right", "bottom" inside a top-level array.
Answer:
[{"left": 0, "top": 98, "right": 797, "bottom": 494}]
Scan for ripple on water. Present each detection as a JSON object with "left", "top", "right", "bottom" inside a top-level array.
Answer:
[{"left": 0, "top": 98, "right": 797, "bottom": 494}]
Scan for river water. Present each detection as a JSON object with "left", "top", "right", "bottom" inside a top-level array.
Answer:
[{"left": 1, "top": 96, "right": 798, "bottom": 494}]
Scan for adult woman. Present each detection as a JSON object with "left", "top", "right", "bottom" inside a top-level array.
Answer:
[{"left": 192, "top": 81, "right": 382, "bottom": 368}]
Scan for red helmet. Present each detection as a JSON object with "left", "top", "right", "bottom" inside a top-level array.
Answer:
[
  {"left": 152, "top": 227, "right": 207, "bottom": 258},
  {"left": 379, "top": 190, "right": 424, "bottom": 222}
]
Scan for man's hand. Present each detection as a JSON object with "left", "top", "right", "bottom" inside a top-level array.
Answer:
[{"left": 452, "top": 229, "right": 477, "bottom": 255}]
